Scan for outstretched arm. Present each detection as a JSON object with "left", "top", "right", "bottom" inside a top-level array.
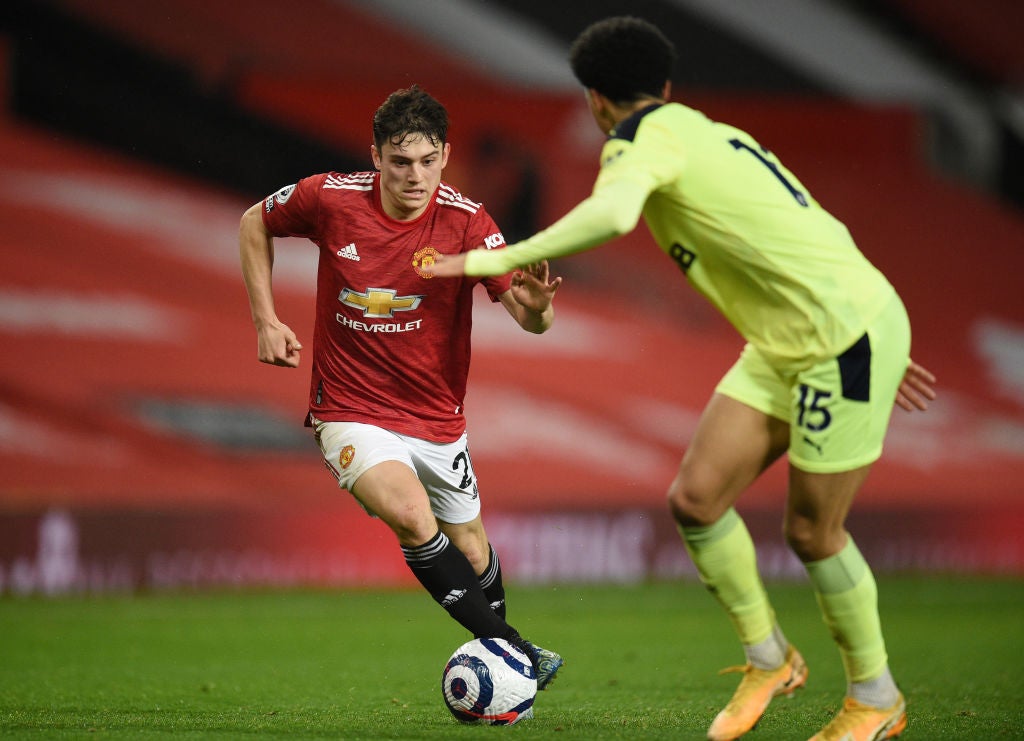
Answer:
[
  {"left": 895, "top": 360, "right": 936, "bottom": 412},
  {"left": 498, "top": 261, "right": 563, "bottom": 334},
  {"left": 426, "top": 175, "right": 650, "bottom": 278},
  {"left": 239, "top": 202, "right": 303, "bottom": 368}
]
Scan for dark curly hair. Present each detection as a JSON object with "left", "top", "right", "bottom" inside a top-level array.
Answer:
[
  {"left": 569, "top": 16, "right": 676, "bottom": 104},
  {"left": 372, "top": 85, "right": 449, "bottom": 151}
]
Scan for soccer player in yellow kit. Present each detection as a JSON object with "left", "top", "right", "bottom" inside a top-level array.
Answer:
[{"left": 427, "top": 16, "right": 936, "bottom": 741}]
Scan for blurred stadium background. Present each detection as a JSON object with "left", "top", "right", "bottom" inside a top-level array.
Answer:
[{"left": 1, "top": 0, "right": 1022, "bottom": 595}]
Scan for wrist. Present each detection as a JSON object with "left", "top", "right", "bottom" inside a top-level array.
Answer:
[{"left": 252, "top": 315, "right": 281, "bottom": 330}]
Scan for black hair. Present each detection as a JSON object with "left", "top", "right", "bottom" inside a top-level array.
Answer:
[
  {"left": 372, "top": 85, "right": 449, "bottom": 151},
  {"left": 569, "top": 16, "right": 676, "bottom": 104}
]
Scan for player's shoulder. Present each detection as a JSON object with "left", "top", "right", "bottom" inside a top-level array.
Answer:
[
  {"left": 320, "top": 171, "right": 376, "bottom": 194},
  {"left": 435, "top": 181, "right": 483, "bottom": 217},
  {"left": 301, "top": 172, "right": 376, "bottom": 215}
]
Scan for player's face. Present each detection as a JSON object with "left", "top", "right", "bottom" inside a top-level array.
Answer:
[{"left": 372, "top": 134, "right": 450, "bottom": 221}]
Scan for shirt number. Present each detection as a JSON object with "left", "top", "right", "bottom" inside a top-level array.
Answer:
[
  {"left": 453, "top": 449, "right": 474, "bottom": 490},
  {"left": 796, "top": 384, "right": 832, "bottom": 431},
  {"left": 729, "top": 138, "right": 808, "bottom": 207}
]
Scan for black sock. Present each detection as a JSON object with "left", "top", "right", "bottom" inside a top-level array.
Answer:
[
  {"left": 402, "top": 531, "right": 519, "bottom": 642},
  {"left": 478, "top": 544, "right": 507, "bottom": 620}
]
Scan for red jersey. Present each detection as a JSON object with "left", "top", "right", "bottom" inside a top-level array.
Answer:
[{"left": 262, "top": 172, "right": 512, "bottom": 442}]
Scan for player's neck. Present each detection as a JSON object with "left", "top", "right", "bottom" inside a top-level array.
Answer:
[
  {"left": 602, "top": 97, "right": 664, "bottom": 135},
  {"left": 614, "top": 96, "right": 663, "bottom": 121}
]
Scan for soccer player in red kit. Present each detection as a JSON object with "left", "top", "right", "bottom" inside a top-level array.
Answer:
[{"left": 239, "top": 85, "right": 564, "bottom": 690}]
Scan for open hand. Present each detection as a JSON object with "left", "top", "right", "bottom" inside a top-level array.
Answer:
[{"left": 510, "top": 261, "right": 562, "bottom": 313}]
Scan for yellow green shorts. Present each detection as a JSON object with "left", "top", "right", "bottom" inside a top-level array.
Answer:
[{"left": 715, "top": 294, "right": 911, "bottom": 473}]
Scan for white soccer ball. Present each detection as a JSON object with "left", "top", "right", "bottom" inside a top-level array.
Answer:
[{"left": 441, "top": 637, "right": 537, "bottom": 725}]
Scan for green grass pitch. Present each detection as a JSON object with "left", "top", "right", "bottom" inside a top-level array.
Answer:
[{"left": 1, "top": 577, "right": 1021, "bottom": 739}]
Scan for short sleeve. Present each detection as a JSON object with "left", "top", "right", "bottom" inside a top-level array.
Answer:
[
  {"left": 466, "top": 205, "right": 513, "bottom": 300},
  {"left": 261, "top": 174, "right": 329, "bottom": 239}
]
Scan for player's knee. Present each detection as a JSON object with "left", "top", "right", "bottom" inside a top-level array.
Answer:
[
  {"left": 667, "top": 467, "right": 726, "bottom": 527},
  {"left": 784, "top": 522, "right": 814, "bottom": 561},
  {"left": 456, "top": 541, "right": 488, "bottom": 574},
  {"left": 443, "top": 524, "right": 489, "bottom": 572},
  {"left": 388, "top": 504, "right": 438, "bottom": 547},
  {"left": 784, "top": 517, "right": 841, "bottom": 563}
]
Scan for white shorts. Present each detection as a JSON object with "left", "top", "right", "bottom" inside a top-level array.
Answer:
[{"left": 311, "top": 418, "right": 482, "bottom": 525}]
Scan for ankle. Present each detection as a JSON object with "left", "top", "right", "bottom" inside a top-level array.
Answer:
[
  {"left": 744, "top": 626, "right": 788, "bottom": 670},
  {"left": 848, "top": 667, "right": 899, "bottom": 708}
]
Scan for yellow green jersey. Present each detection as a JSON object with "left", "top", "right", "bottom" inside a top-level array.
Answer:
[{"left": 464, "top": 102, "right": 897, "bottom": 370}]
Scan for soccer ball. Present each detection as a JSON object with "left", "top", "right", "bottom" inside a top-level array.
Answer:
[{"left": 441, "top": 637, "right": 537, "bottom": 725}]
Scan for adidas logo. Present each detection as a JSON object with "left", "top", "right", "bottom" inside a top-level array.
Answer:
[
  {"left": 441, "top": 589, "right": 467, "bottom": 607},
  {"left": 336, "top": 243, "right": 360, "bottom": 261}
]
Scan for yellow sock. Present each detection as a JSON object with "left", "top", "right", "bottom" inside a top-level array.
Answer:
[
  {"left": 680, "top": 508, "right": 775, "bottom": 648},
  {"left": 805, "top": 536, "right": 888, "bottom": 683}
]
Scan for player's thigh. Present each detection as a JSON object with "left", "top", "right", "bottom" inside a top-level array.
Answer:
[
  {"left": 404, "top": 431, "right": 483, "bottom": 528},
  {"left": 674, "top": 394, "right": 788, "bottom": 511},
  {"left": 696, "top": 347, "right": 792, "bottom": 482},
  {"left": 439, "top": 515, "right": 489, "bottom": 575},
  {"left": 672, "top": 349, "right": 790, "bottom": 523},
  {"left": 350, "top": 461, "right": 440, "bottom": 543},
  {"left": 313, "top": 419, "right": 436, "bottom": 543}
]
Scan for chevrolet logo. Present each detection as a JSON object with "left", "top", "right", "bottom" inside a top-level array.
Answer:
[{"left": 339, "top": 287, "right": 424, "bottom": 318}]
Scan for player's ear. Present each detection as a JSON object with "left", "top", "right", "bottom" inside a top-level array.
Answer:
[
  {"left": 370, "top": 145, "right": 381, "bottom": 170},
  {"left": 440, "top": 142, "right": 451, "bottom": 169},
  {"left": 661, "top": 80, "right": 672, "bottom": 101}
]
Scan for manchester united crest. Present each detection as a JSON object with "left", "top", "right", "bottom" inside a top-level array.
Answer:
[
  {"left": 339, "top": 445, "right": 355, "bottom": 470},
  {"left": 412, "top": 246, "right": 442, "bottom": 278}
]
